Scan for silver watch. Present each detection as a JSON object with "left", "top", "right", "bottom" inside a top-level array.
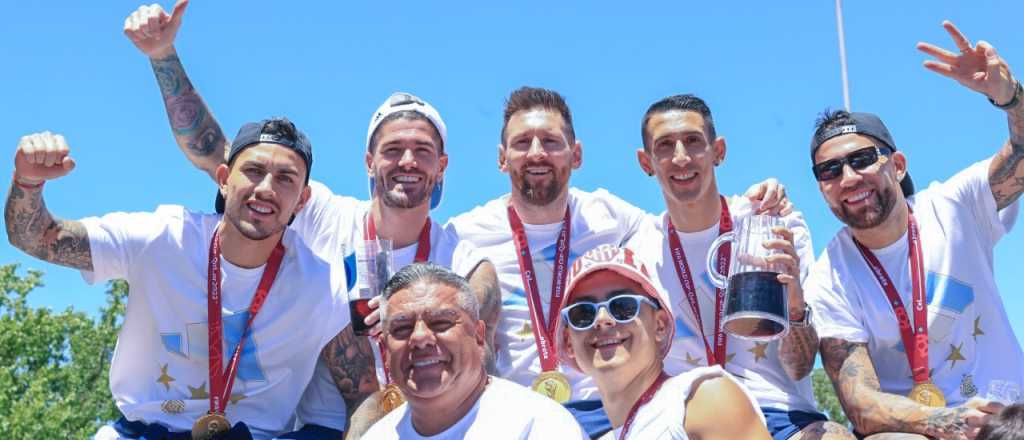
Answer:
[{"left": 789, "top": 304, "right": 813, "bottom": 328}]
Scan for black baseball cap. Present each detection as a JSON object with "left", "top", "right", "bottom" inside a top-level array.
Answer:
[
  {"left": 215, "top": 117, "right": 314, "bottom": 213},
  {"left": 809, "top": 111, "right": 914, "bottom": 197}
]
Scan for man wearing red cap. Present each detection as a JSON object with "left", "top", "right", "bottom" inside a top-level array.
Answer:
[
  {"left": 555, "top": 244, "right": 770, "bottom": 439},
  {"left": 806, "top": 21, "right": 1024, "bottom": 439}
]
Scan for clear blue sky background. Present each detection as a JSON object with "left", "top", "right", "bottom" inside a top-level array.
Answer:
[{"left": 2, "top": 1, "right": 1021, "bottom": 343}]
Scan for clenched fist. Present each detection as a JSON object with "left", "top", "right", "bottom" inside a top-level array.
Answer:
[
  {"left": 14, "top": 132, "right": 76, "bottom": 185},
  {"left": 123, "top": 0, "right": 189, "bottom": 59}
]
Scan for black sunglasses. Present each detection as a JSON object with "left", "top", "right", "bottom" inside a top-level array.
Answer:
[{"left": 812, "top": 146, "right": 892, "bottom": 181}]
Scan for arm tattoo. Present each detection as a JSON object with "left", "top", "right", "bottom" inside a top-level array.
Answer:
[
  {"left": 149, "top": 54, "right": 227, "bottom": 175},
  {"left": 320, "top": 324, "right": 380, "bottom": 419},
  {"left": 5, "top": 183, "right": 92, "bottom": 271},
  {"left": 820, "top": 338, "right": 970, "bottom": 439},
  {"left": 778, "top": 324, "right": 818, "bottom": 380},
  {"left": 468, "top": 261, "right": 502, "bottom": 375},
  {"left": 989, "top": 96, "right": 1024, "bottom": 210}
]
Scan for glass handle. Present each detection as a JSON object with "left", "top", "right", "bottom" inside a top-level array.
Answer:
[{"left": 706, "top": 231, "right": 735, "bottom": 289}]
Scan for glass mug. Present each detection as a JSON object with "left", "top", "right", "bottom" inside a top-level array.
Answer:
[
  {"left": 706, "top": 215, "right": 789, "bottom": 341},
  {"left": 349, "top": 239, "right": 394, "bottom": 336}
]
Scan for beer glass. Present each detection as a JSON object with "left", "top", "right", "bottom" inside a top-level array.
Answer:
[
  {"left": 349, "top": 239, "right": 394, "bottom": 336},
  {"left": 706, "top": 215, "right": 789, "bottom": 341}
]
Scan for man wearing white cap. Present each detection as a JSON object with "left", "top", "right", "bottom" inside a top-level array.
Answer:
[
  {"left": 122, "top": 2, "right": 500, "bottom": 437},
  {"left": 554, "top": 244, "right": 770, "bottom": 439}
]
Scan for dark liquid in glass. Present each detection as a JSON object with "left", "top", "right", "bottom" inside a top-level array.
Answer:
[
  {"left": 350, "top": 298, "right": 373, "bottom": 336},
  {"left": 723, "top": 271, "right": 787, "bottom": 338}
]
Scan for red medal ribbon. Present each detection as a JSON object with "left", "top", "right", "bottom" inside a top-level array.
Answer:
[
  {"left": 365, "top": 213, "right": 433, "bottom": 384},
  {"left": 853, "top": 207, "right": 930, "bottom": 384},
  {"left": 206, "top": 227, "right": 285, "bottom": 415},
  {"left": 666, "top": 196, "right": 733, "bottom": 367},
  {"left": 619, "top": 371, "right": 670, "bottom": 440},
  {"left": 508, "top": 204, "right": 572, "bottom": 372}
]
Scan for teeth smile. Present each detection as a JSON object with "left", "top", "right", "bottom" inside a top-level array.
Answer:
[
  {"left": 412, "top": 359, "right": 443, "bottom": 368},
  {"left": 526, "top": 167, "right": 551, "bottom": 175},
  {"left": 846, "top": 191, "right": 871, "bottom": 203},
  {"left": 250, "top": 205, "right": 272, "bottom": 214},
  {"left": 593, "top": 338, "right": 624, "bottom": 348},
  {"left": 393, "top": 175, "right": 422, "bottom": 183},
  {"left": 671, "top": 172, "right": 697, "bottom": 181}
]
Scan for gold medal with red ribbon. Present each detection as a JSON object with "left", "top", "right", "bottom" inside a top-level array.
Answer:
[
  {"left": 193, "top": 227, "right": 286, "bottom": 439},
  {"left": 508, "top": 204, "right": 573, "bottom": 403},
  {"left": 853, "top": 207, "right": 945, "bottom": 408},
  {"left": 666, "top": 196, "right": 733, "bottom": 367}
]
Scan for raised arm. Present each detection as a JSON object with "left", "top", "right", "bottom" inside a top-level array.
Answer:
[
  {"left": 123, "top": 0, "right": 228, "bottom": 180},
  {"left": 5, "top": 132, "right": 92, "bottom": 271},
  {"left": 820, "top": 337, "right": 996, "bottom": 439},
  {"left": 917, "top": 20, "right": 1024, "bottom": 210}
]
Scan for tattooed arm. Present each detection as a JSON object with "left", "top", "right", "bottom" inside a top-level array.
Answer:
[
  {"left": 820, "top": 337, "right": 991, "bottom": 439},
  {"left": 989, "top": 86, "right": 1024, "bottom": 210},
  {"left": 320, "top": 324, "right": 381, "bottom": 431},
  {"left": 124, "top": 1, "right": 228, "bottom": 180},
  {"left": 5, "top": 133, "right": 92, "bottom": 271},
  {"left": 778, "top": 321, "right": 818, "bottom": 380},
  {"left": 466, "top": 260, "right": 502, "bottom": 375}
]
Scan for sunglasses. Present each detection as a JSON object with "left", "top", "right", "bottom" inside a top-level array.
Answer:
[
  {"left": 561, "top": 293, "right": 660, "bottom": 332},
  {"left": 388, "top": 93, "right": 425, "bottom": 107},
  {"left": 812, "top": 146, "right": 892, "bottom": 181}
]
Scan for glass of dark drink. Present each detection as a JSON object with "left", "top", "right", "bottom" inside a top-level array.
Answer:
[
  {"left": 350, "top": 239, "right": 394, "bottom": 336},
  {"left": 705, "top": 215, "right": 789, "bottom": 341}
]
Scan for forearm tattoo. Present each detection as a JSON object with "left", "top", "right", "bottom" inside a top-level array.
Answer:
[
  {"left": 150, "top": 54, "right": 227, "bottom": 164},
  {"left": 820, "top": 338, "right": 970, "bottom": 439},
  {"left": 321, "top": 325, "right": 380, "bottom": 417},
  {"left": 5, "top": 184, "right": 92, "bottom": 271},
  {"left": 778, "top": 323, "right": 818, "bottom": 380},
  {"left": 990, "top": 96, "right": 1024, "bottom": 210}
]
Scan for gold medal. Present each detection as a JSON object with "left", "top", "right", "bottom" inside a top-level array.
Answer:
[
  {"left": 908, "top": 382, "right": 947, "bottom": 407},
  {"left": 380, "top": 383, "right": 406, "bottom": 414},
  {"left": 531, "top": 371, "right": 571, "bottom": 404},
  {"left": 191, "top": 412, "right": 231, "bottom": 440}
]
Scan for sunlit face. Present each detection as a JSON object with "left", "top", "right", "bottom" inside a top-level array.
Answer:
[
  {"left": 563, "top": 271, "right": 668, "bottom": 382},
  {"left": 383, "top": 282, "right": 485, "bottom": 403},
  {"left": 367, "top": 118, "right": 447, "bottom": 209},
  {"left": 638, "top": 110, "right": 723, "bottom": 206},
  {"left": 499, "top": 109, "right": 581, "bottom": 206},
  {"left": 814, "top": 133, "right": 904, "bottom": 229},
  {"left": 217, "top": 143, "right": 310, "bottom": 240}
]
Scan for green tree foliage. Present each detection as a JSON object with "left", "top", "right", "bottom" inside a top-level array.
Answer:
[
  {"left": 0, "top": 264, "right": 127, "bottom": 438},
  {"left": 813, "top": 367, "right": 849, "bottom": 426}
]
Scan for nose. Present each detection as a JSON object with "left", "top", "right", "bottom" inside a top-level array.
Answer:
[
  {"left": 838, "top": 163, "right": 862, "bottom": 188},
  {"left": 670, "top": 140, "right": 690, "bottom": 166},
  {"left": 526, "top": 137, "right": 545, "bottom": 160},
  {"left": 408, "top": 319, "right": 435, "bottom": 349},
  {"left": 398, "top": 148, "right": 417, "bottom": 169},
  {"left": 254, "top": 172, "right": 276, "bottom": 197},
  {"left": 593, "top": 305, "right": 616, "bottom": 330}
]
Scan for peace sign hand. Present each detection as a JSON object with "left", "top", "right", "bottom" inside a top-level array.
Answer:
[{"left": 916, "top": 20, "right": 1017, "bottom": 106}]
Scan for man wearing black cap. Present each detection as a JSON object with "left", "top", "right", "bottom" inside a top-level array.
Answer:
[
  {"left": 5, "top": 119, "right": 352, "bottom": 439},
  {"left": 806, "top": 21, "right": 1024, "bottom": 439}
]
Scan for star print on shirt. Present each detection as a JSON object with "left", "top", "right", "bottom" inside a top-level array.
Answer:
[
  {"left": 747, "top": 342, "right": 769, "bottom": 362},
  {"left": 189, "top": 382, "right": 209, "bottom": 399},
  {"left": 972, "top": 316, "right": 985, "bottom": 342},
  {"left": 946, "top": 342, "right": 966, "bottom": 370},
  {"left": 156, "top": 364, "right": 175, "bottom": 391}
]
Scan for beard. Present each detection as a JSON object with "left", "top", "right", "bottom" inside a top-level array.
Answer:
[
  {"left": 831, "top": 184, "right": 898, "bottom": 229},
  {"left": 224, "top": 200, "right": 284, "bottom": 242},
  {"left": 510, "top": 162, "right": 570, "bottom": 206},
  {"left": 376, "top": 170, "right": 435, "bottom": 209}
]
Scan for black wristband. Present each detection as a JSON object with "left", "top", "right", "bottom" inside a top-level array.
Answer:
[{"left": 990, "top": 80, "right": 1023, "bottom": 110}]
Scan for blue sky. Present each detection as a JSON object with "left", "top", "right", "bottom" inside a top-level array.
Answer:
[{"left": 2, "top": 1, "right": 1021, "bottom": 343}]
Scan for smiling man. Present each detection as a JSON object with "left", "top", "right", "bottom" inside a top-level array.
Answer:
[
  {"left": 363, "top": 263, "right": 585, "bottom": 439},
  {"left": 5, "top": 119, "right": 351, "bottom": 439},
  {"left": 554, "top": 244, "right": 770, "bottom": 439},
  {"left": 806, "top": 21, "right": 1024, "bottom": 439}
]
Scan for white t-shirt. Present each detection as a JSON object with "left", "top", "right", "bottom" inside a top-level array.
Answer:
[
  {"left": 808, "top": 160, "right": 1023, "bottom": 405},
  {"left": 81, "top": 205, "right": 349, "bottom": 440},
  {"left": 626, "top": 196, "right": 819, "bottom": 413},
  {"left": 291, "top": 181, "right": 485, "bottom": 429},
  {"left": 605, "top": 366, "right": 765, "bottom": 440},
  {"left": 445, "top": 188, "right": 647, "bottom": 401},
  {"left": 362, "top": 377, "right": 588, "bottom": 439}
]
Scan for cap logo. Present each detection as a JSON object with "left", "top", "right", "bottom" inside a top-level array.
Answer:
[
  {"left": 816, "top": 124, "right": 860, "bottom": 145},
  {"left": 570, "top": 245, "right": 649, "bottom": 279}
]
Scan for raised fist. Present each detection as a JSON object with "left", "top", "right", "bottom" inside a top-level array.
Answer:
[
  {"left": 14, "top": 132, "right": 76, "bottom": 185},
  {"left": 123, "top": 0, "right": 189, "bottom": 59}
]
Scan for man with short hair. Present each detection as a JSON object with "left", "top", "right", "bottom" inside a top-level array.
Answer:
[
  {"left": 363, "top": 263, "right": 586, "bottom": 439},
  {"left": 554, "top": 244, "right": 770, "bottom": 439},
  {"left": 5, "top": 119, "right": 350, "bottom": 439},
  {"left": 806, "top": 21, "right": 1024, "bottom": 439},
  {"left": 628, "top": 93, "right": 854, "bottom": 439},
  {"left": 122, "top": 3, "right": 500, "bottom": 436},
  {"left": 446, "top": 86, "right": 788, "bottom": 437}
]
